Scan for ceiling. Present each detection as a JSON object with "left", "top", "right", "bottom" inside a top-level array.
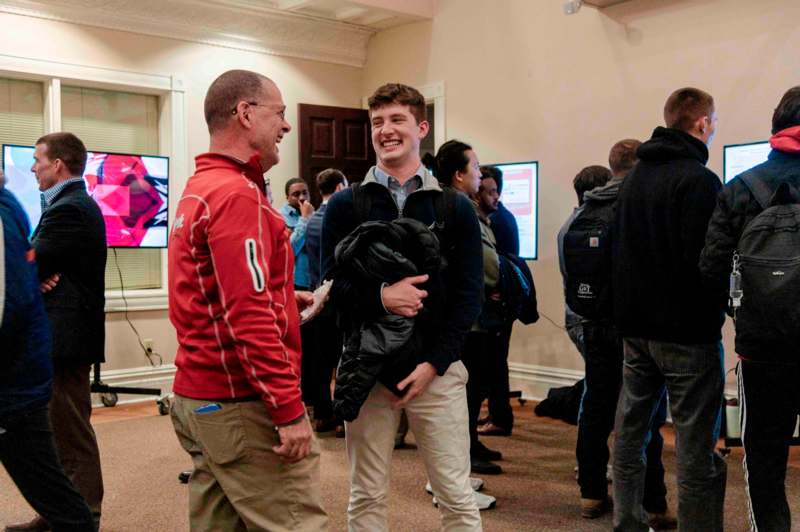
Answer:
[{"left": 211, "top": 0, "right": 434, "bottom": 29}]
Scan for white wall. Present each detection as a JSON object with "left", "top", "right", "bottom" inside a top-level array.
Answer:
[
  {"left": 0, "top": 11, "right": 364, "bottom": 376},
  {"left": 362, "top": 0, "right": 800, "bottom": 396}
]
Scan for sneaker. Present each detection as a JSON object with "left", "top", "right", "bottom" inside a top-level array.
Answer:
[
  {"left": 471, "top": 458, "right": 502, "bottom": 475},
  {"left": 580, "top": 496, "right": 612, "bottom": 519},
  {"left": 647, "top": 509, "right": 678, "bottom": 530},
  {"left": 425, "top": 478, "right": 485, "bottom": 495},
  {"left": 432, "top": 490, "right": 496, "bottom": 511},
  {"left": 472, "top": 441, "right": 502, "bottom": 462},
  {"left": 477, "top": 415, "right": 492, "bottom": 426},
  {"left": 473, "top": 490, "right": 497, "bottom": 510}
]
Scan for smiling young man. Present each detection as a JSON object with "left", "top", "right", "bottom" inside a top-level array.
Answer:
[
  {"left": 321, "top": 83, "right": 484, "bottom": 531},
  {"left": 168, "top": 69, "right": 327, "bottom": 531}
]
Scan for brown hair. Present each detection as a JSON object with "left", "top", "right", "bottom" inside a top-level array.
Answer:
[
  {"left": 772, "top": 86, "right": 800, "bottom": 134},
  {"left": 664, "top": 87, "right": 714, "bottom": 132},
  {"left": 36, "top": 132, "right": 87, "bottom": 176},
  {"left": 316, "top": 168, "right": 346, "bottom": 196},
  {"left": 573, "top": 165, "right": 612, "bottom": 206},
  {"left": 204, "top": 69, "right": 271, "bottom": 134},
  {"left": 367, "top": 83, "right": 426, "bottom": 124},
  {"left": 608, "top": 139, "right": 642, "bottom": 176}
]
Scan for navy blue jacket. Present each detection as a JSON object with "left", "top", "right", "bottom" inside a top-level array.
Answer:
[
  {"left": 700, "top": 148, "right": 800, "bottom": 360},
  {"left": 490, "top": 202, "right": 520, "bottom": 256},
  {"left": 0, "top": 187, "right": 52, "bottom": 418},
  {"left": 321, "top": 167, "right": 483, "bottom": 376},
  {"left": 305, "top": 202, "right": 326, "bottom": 290}
]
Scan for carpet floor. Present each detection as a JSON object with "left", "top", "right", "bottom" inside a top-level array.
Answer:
[{"left": 1, "top": 401, "right": 798, "bottom": 531}]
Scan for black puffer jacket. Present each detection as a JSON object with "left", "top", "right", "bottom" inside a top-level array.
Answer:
[
  {"left": 700, "top": 149, "right": 800, "bottom": 360},
  {"left": 332, "top": 218, "right": 444, "bottom": 422}
]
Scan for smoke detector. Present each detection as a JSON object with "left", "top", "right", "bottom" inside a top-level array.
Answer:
[{"left": 563, "top": 0, "right": 583, "bottom": 15}]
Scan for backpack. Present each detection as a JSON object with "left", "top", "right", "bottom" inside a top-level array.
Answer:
[
  {"left": 732, "top": 175, "right": 800, "bottom": 345},
  {"left": 351, "top": 181, "right": 459, "bottom": 260},
  {"left": 562, "top": 198, "right": 616, "bottom": 320},
  {"left": 479, "top": 253, "right": 539, "bottom": 329}
]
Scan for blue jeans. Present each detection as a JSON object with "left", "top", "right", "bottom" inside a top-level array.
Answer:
[
  {"left": 576, "top": 323, "right": 668, "bottom": 511},
  {"left": 613, "top": 338, "right": 726, "bottom": 532}
]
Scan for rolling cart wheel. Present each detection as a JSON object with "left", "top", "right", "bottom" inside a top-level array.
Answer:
[
  {"left": 157, "top": 396, "right": 171, "bottom": 416},
  {"left": 101, "top": 392, "right": 118, "bottom": 408}
]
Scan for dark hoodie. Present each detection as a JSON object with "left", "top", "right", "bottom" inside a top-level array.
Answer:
[
  {"left": 612, "top": 127, "right": 724, "bottom": 344},
  {"left": 700, "top": 126, "right": 800, "bottom": 361}
]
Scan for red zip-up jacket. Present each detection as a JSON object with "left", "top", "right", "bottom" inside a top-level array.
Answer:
[{"left": 169, "top": 152, "right": 304, "bottom": 425}]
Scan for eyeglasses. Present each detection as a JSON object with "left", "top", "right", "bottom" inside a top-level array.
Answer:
[
  {"left": 231, "top": 101, "right": 267, "bottom": 115},
  {"left": 231, "top": 101, "right": 287, "bottom": 121}
]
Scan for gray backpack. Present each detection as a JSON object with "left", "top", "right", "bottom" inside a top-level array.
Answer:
[{"left": 731, "top": 174, "right": 800, "bottom": 347}]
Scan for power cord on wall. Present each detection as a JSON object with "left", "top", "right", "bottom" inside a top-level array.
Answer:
[
  {"left": 538, "top": 311, "right": 566, "bottom": 331},
  {"left": 112, "top": 248, "right": 163, "bottom": 367}
]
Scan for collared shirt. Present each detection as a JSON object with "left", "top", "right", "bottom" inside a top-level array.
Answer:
[
  {"left": 373, "top": 165, "right": 424, "bottom": 212},
  {"left": 280, "top": 203, "right": 310, "bottom": 289},
  {"left": 41, "top": 177, "right": 85, "bottom": 208}
]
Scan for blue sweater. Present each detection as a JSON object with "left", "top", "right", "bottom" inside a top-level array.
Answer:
[
  {"left": 489, "top": 202, "right": 519, "bottom": 256},
  {"left": 0, "top": 188, "right": 52, "bottom": 419},
  {"left": 305, "top": 203, "right": 326, "bottom": 290}
]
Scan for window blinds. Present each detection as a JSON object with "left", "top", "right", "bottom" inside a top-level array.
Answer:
[
  {"left": 61, "top": 85, "right": 162, "bottom": 290},
  {"left": 0, "top": 77, "right": 44, "bottom": 152}
]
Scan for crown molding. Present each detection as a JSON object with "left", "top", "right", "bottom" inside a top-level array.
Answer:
[{"left": 0, "top": 0, "right": 376, "bottom": 67}]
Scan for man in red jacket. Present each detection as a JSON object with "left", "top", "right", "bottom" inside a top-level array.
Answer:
[{"left": 168, "top": 69, "right": 327, "bottom": 531}]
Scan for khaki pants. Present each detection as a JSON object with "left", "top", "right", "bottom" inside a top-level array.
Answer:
[
  {"left": 171, "top": 395, "right": 328, "bottom": 532},
  {"left": 345, "top": 361, "right": 481, "bottom": 532}
]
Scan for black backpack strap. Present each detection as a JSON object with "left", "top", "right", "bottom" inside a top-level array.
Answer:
[
  {"left": 740, "top": 172, "right": 776, "bottom": 211},
  {"left": 433, "top": 187, "right": 458, "bottom": 249},
  {"left": 351, "top": 182, "right": 372, "bottom": 225}
]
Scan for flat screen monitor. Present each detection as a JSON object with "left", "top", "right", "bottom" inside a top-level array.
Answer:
[
  {"left": 2, "top": 144, "right": 169, "bottom": 248},
  {"left": 492, "top": 160, "right": 538, "bottom": 260},
  {"left": 723, "top": 141, "right": 771, "bottom": 184}
]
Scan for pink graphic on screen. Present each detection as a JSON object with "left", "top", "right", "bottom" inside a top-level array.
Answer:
[
  {"left": 84, "top": 154, "right": 167, "bottom": 247},
  {"left": 1, "top": 145, "right": 169, "bottom": 248}
]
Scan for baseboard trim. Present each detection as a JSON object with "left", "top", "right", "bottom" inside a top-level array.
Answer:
[
  {"left": 508, "top": 362, "right": 583, "bottom": 402},
  {"left": 509, "top": 362, "right": 737, "bottom": 403}
]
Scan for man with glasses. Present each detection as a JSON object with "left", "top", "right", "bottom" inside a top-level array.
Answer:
[{"left": 168, "top": 69, "right": 327, "bottom": 531}]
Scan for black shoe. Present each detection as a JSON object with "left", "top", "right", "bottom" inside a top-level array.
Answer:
[
  {"left": 472, "top": 441, "right": 502, "bottom": 462},
  {"left": 471, "top": 458, "right": 502, "bottom": 475},
  {"left": 178, "top": 470, "right": 192, "bottom": 484}
]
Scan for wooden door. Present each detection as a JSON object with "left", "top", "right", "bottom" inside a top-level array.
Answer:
[{"left": 298, "top": 104, "right": 376, "bottom": 206}]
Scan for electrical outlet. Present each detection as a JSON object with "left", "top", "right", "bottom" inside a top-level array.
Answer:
[{"left": 143, "top": 339, "right": 154, "bottom": 353}]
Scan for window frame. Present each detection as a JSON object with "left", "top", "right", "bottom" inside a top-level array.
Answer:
[{"left": 0, "top": 53, "right": 187, "bottom": 311}]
